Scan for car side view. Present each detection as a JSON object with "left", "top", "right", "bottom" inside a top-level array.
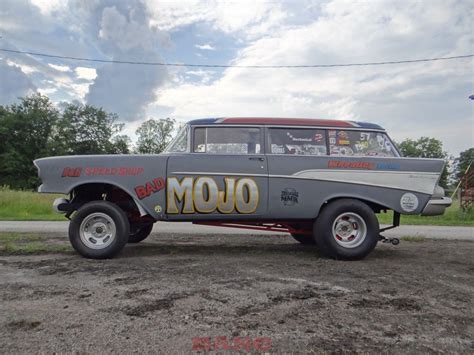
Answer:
[{"left": 34, "top": 117, "right": 452, "bottom": 260}]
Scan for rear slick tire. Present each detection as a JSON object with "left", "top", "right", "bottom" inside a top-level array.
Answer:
[{"left": 314, "top": 199, "right": 379, "bottom": 260}]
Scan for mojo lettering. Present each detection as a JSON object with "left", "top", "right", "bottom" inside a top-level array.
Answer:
[
  {"left": 167, "top": 177, "right": 259, "bottom": 214},
  {"left": 135, "top": 177, "right": 165, "bottom": 200}
]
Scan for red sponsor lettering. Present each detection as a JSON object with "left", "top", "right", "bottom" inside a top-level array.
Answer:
[
  {"left": 328, "top": 160, "right": 375, "bottom": 170},
  {"left": 84, "top": 167, "right": 144, "bottom": 176},
  {"left": 134, "top": 177, "right": 165, "bottom": 200},
  {"left": 61, "top": 167, "right": 82, "bottom": 177}
]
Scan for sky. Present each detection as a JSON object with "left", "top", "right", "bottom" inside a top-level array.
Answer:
[{"left": 0, "top": 0, "right": 473, "bottom": 155}]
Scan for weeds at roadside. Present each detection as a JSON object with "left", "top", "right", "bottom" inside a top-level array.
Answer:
[
  {"left": 0, "top": 232, "right": 72, "bottom": 255},
  {"left": 400, "top": 236, "right": 425, "bottom": 242}
]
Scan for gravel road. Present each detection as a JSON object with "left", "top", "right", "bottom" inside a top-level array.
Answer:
[
  {"left": 0, "top": 231, "right": 473, "bottom": 353},
  {"left": 0, "top": 221, "right": 473, "bottom": 240}
]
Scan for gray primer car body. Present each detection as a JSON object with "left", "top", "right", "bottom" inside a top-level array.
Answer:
[{"left": 35, "top": 117, "right": 450, "bottom": 223}]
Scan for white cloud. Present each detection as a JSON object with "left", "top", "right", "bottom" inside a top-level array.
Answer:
[
  {"left": 75, "top": 67, "right": 97, "bottom": 81},
  {"left": 156, "top": 0, "right": 473, "bottom": 155},
  {"left": 48, "top": 63, "right": 71, "bottom": 72},
  {"left": 30, "top": 0, "right": 63, "bottom": 15},
  {"left": 185, "top": 69, "right": 215, "bottom": 84},
  {"left": 6, "top": 59, "right": 38, "bottom": 75},
  {"left": 145, "top": 0, "right": 286, "bottom": 38},
  {"left": 195, "top": 43, "right": 215, "bottom": 50}
]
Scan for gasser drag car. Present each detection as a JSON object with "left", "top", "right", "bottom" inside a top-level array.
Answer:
[{"left": 34, "top": 117, "right": 452, "bottom": 260}]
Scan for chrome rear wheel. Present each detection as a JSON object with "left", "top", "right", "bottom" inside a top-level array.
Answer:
[{"left": 332, "top": 212, "right": 367, "bottom": 249}]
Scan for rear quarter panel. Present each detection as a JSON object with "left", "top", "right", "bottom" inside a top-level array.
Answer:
[{"left": 267, "top": 155, "right": 444, "bottom": 218}]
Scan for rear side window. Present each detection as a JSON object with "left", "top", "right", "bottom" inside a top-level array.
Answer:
[
  {"left": 267, "top": 128, "right": 327, "bottom": 156},
  {"left": 193, "top": 127, "right": 261, "bottom": 154},
  {"left": 329, "top": 130, "right": 398, "bottom": 157}
]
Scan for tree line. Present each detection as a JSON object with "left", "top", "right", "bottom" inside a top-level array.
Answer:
[{"left": 0, "top": 94, "right": 471, "bottom": 190}]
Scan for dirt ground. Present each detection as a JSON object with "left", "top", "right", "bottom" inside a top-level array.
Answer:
[{"left": 0, "top": 232, "right": 473, "bottom": 354}]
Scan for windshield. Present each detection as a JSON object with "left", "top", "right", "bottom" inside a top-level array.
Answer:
[{"left": 164, "top": 125, "right": 188, "bottom": 153}]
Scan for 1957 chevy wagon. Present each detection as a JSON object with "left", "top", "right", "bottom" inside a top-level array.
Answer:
[{"left": 34, "top": 117, "right": 452, "bottom": 260}]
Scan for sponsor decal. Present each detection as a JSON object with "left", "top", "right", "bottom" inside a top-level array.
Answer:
[
  {"left": 400, "top": 193, "right": 419, "bottom": 212},
  {"left": 328, "top": 160, "right": 401, "bottom": 170},
  {"left": 328, "top": 160, "right": 375, "bottom": 169},
  {"left": 337, "top": 131, "right": 348, "bottom": 139},
  {"left": 167, "top": 176, "right": 259, "bottom": 214},
  {"left": 286, "top": 132, "right": 312, "bottom": 142},
  {"left": 61, "top": 167, "right": 144, "bottom": 177},
  {"left": 271, "top": 144, "right": 285, "bottom": 154},
  {"left": 376, "top": 162, "right": 400, "bottom": 170},
  {"left": 61, "top": 167, "right": 82, "bottom": 177},
  {"left": 134, "top": 177, "right": 165, "bottom": 200},
  {"left": 85, "top": 167, "right": 144, "bottom": 176},
  {"left": 281, "top": 188, "right": 299, "bottom": 206},
  {"left": 313, "top": 133, "right": 324, "bottom": 142}
]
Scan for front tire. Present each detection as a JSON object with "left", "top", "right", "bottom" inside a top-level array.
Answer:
[
  {"left": 69, "top": 201, "right": 129, "bottom": 259},
  {"left": 314, "top": 199, "right": 379, "bottom": 260}
]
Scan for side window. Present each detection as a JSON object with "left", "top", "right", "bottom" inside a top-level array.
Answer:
[
  {"left": 329, "top": 130, "right": 398, "bottom": 157},
  {"left": 193, "top": 127, "right": 261, "bottom": 154},
  {"left": 267, "top": 128, "right": 327, "bottom": 156},
  {"left": 164, "top": 125, "right": 188, "bottom": 153}
]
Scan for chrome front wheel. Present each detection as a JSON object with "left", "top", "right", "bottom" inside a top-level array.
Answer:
[{"left": 79, "top": 212, "right": 116, "bottom": 249}]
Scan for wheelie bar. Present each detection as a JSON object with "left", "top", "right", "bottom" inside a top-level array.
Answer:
[
  {"left": 379, "top": 211, "right": 400, "bottom": 245},
  {"left": 379, "top": 235, "right": 400, "bottom": 245}
]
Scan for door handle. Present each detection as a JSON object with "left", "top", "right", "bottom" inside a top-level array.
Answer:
[{"left": 249, "top": 157, "right": 265, "bottom": 161}]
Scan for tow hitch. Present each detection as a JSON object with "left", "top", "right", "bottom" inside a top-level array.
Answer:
[{"left": 379, "top": 211, "right": 400, "bottom": 245}]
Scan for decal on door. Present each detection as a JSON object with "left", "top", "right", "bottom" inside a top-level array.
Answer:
[{"left": 167, "top": 177, "right": 259, "bottom": 214}]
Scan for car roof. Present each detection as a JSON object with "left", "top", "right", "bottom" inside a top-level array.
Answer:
[{"left": 187, "top": 117, "right": 385, "bottom": 130}]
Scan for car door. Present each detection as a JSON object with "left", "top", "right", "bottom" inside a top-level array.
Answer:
[
  {"left": 166, "top": 125, "right": 268, "bottom": 220},
  {"left": 265, "top": 126, "right": 329, "bottom": 219}
]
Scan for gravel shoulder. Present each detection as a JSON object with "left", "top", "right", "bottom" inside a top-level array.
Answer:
[{"left": 0, "top": 232, "right": 473, "bottom": 353}]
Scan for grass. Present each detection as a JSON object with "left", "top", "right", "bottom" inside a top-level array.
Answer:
[
  {"left": 400, "top": 235, "right": 425, "bottom": 242},
  {"left": 0, "top": 186, "right": 65, "bottom": 221},
  {"left": 377, "top": 204, "right": 473, "bottom": 226},
  {"left": 0, "top": 187, "right": 472, "bottom": 226},
  {"left": 0, "top": 232, "right": 72, "bottom": 254}
]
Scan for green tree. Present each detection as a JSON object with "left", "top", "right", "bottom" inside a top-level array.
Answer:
[
  {"left": 110, "top": 134, "right": 132, "bottom": 154},
  {"left": 54, "top": 103, "right": 129, "bottom": 155},
  {"left": 0, "top": 94, "right": 59, "bottom": 189},
  {"left": 398, "top": 137, "right": 448, "bottom": 188},
  {"left": 455, "top": 147, "right": 474, "bottom": 182},
  {"left": 135, "top": 118, "right": 175, "bottom": 154}
]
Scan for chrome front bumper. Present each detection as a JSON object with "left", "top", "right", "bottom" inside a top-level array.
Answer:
[{"left": 421, "top": 197, "right": 452, "bottom": 216}]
